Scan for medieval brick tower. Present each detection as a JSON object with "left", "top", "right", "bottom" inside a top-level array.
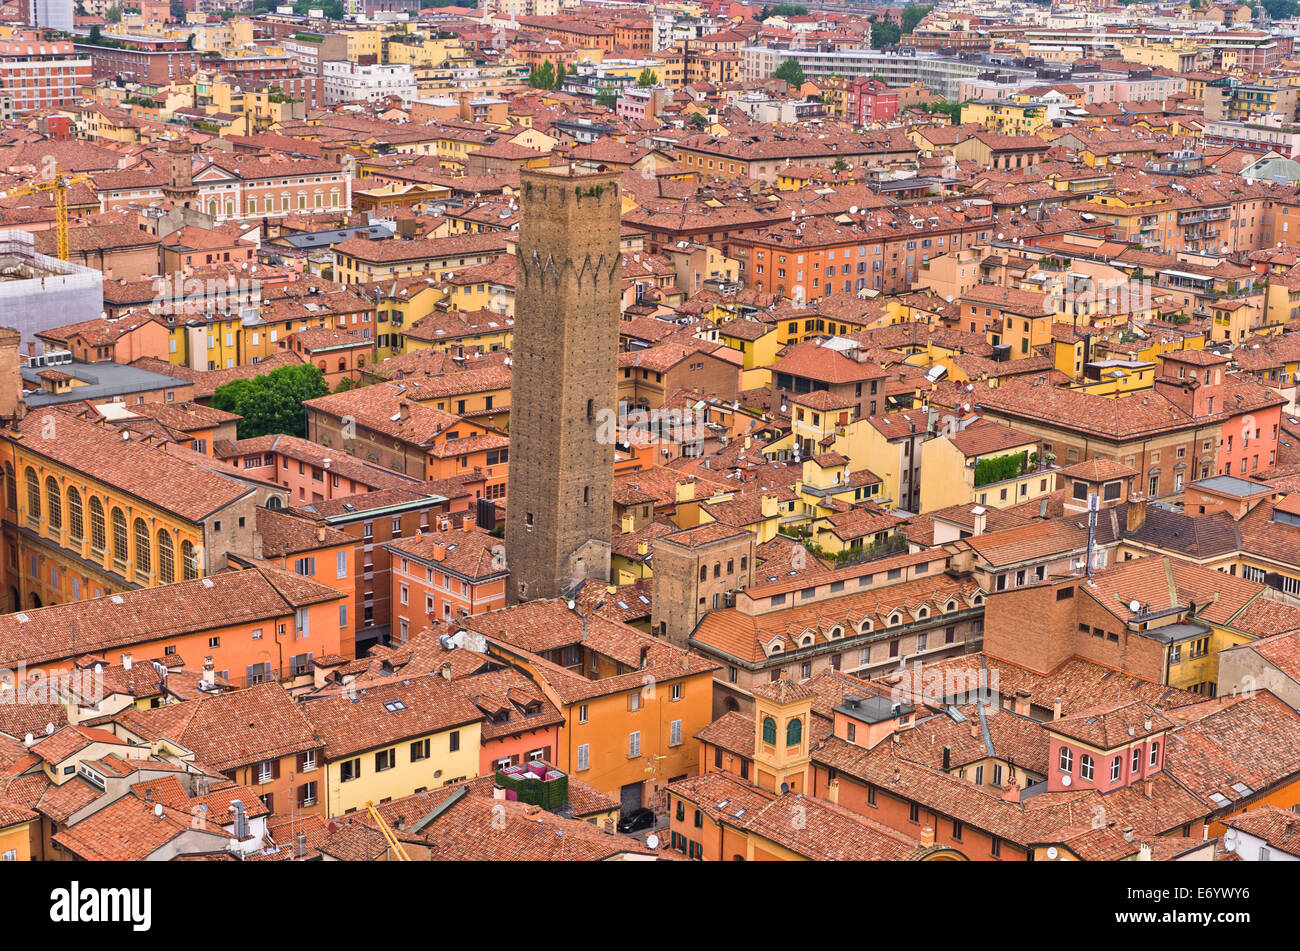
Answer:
[{"left": 505, "top": 166, "right": 621, "bottom": 604}]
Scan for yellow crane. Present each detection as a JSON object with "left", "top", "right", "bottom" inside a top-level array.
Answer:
[
  {"left": 0, "top": 167, "right": 92, "bottom": 261},
  {"left": 366, "top": 800, "right": 411, "bottom": 861}
]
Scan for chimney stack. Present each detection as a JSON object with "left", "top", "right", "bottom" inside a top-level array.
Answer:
[
  {"left": 1013, "top": 689, "right": 1030, "bottom": 717},
  {"left": 1126, "top": 497, "right": 1147, "bottom": 533},
  {"left": 202, "top": 655, "right": 215, "bottom": 687},
  {"left": 1002, "top": 780, "right": 1021, "bottom": 803},
  {"left": 971, "top": 506, "right": 987, "bottom": 536},
  {"left": 1052, "top": 697, "right": 1063, "bottom": 720},
  {"left": 398, "top": 400, "right": 410, "bottom": 421},
  {"left": 920, "top": 825, "right": 935, "bottom": 847}
]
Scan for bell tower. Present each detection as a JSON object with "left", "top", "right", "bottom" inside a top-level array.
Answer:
[
  {"left": 163, "top": 136, "right": 198, "bottom": 209},
  {"left": 752, "top": 676, "right": 814, "bottom": 794},
  {"left": 505, "top": 166, "right": 621, "bottom": 604}
]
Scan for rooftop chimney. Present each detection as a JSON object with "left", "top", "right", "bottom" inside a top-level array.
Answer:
[
  {"left": 202, "top": 655, "right": 215, "bottom": 688},
  {"left": 398, "top": 400, "right": 410, "bottom": 421},
  {"left": 1052, "top": 697, "right": 1063, "bottom": 721},
  {"left": 971, "top": 506, "right": 987, "bottom": 536},
  {"left": 1002, "top": 780, "right": 1021, "bottom": 803},
  {"left": 1013, "top": 689, "right": 1031, "bottom": 717},
  {"left": 920, "top": 824, "right": 935, "bottom": 848}
]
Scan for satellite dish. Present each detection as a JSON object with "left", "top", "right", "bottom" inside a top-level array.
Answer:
[
  {"left": 645, "top": 833, "right": 659, "bottom": 849},
  {"left": 1223, "top": 838, "right": 1236, "bottom": 852},
  {"left": 1129, "top": 600, "right": 1141, "bottom": 614},
  {"left": 45, "top": 722, "right": 54, "bottom": 735},
  {"left": 1046, "top": 846, "right": 1059, "bottom": 859},
  {"left": 154, "top": 804, "right": 164, "bottom": 817},
  {"left": 1060, "top": 774, "right": 1072, "bottom": 787}
]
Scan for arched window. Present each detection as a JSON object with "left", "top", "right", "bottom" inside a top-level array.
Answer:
[
  {"left": 799, "top": 633, "right": 814, "bottom": 647},
  {"left": 111, "top": 508, "right": 128, "bottom": 565},
  {"left": 1080, "top": 754, "right": 1094, "bottom": 781},
  {"left": 786, "top": 717, "right": 803, "bottom": 747},
  {"left": 45, "top": 476, "right": 61, "bottom": 532},
  {"left": 699, "top": 565, "right": 707, "bottom": 582},
  {"left": 3, "top": 463, "right": 14, "bottom": 510},
  {"left": 1149, "top": 742, "right": 1159, "bottom": 768},
  {"left": 67, "top": 487, "right": 83, "bottom": 542},
  {"left": 859, "top": 619, "right": 873, "bottom": 634},
  {"left": 157, "top": 530, "right": 174, "bottom": 584},
  {"left": 917, "top": 607, "right": 928, "bottom": 619},
  {"left": 946, "top": 600, "right": 958, "bottom": 613},
  {"left": 762, "top": 716, "right": 776, "bottom": 745},
  {"left": 889, "top": 612, "right": 903, "bottom": 626},
  {"left": 182, "top": 540, "right": 199, "bottom": 580},
  {"left": 89, "top": 497, "right": 106, "bottom": 553},
  {"left": 972, "top": 594, "right": 984, "bottom": 606},
  {"left": 1059, "top": 746, "right": 1073, "bottom": 773},
  {"left": 134, "top": 519, "right": 151, "bottom": 577},
  {"left": 25, "top": 467, "right": 39, "bottom": 523},
  {"left": 267, "top": 496, "right": 283, "bottom": 510}
]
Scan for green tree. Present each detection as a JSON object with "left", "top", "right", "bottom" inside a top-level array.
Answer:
[
  {"left": 105, "top": 5, "right": 122, "bottom": 22},
  {"left": 554, "top": 61, "right": 567, "bottom": 88},
  {"left": 333, "top": 376, "right": 360, "bottom": 394},
  {"left": 772, "top": 58, "right": 805, "bottom": 87},
  {"left": 88, "top": 25, "right": 102, "bottom": 44},
  {"left": 595, "top": 85, "right": 618, "bottom": 108},
  {"left": 831, "top": 155, "right": 848, "bottom": 172},
  {"left": 1262, "top": 0, "right": 1297, "bottom": 16},
  {"left": 637, "top": 67, "right": 658, "bottom": 86},
  {"left": 871, "top": 21, "right": 901, "bottom": 48},
  {"left": 292, "top": 0, "right": 343, "bottom": 18},
  {"left": 528, "top": 59, "right": 556, "bottom": 89},
  {"left": 922, "top": 99, "right": 964, "bottom": 123},
  {"left": 211, "top": 364, "right": 329, "bottom": 439},
  {"left": 687, "top": 112, "right": 707, "bottom": 128},
  {"left": 901, "top": 4, "right": 933, "bottom": 34}
]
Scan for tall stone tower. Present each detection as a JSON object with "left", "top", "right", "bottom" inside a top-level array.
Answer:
[
  {"left": 163, "top": 136, "right": 198, "bottom": 209},
  {"left": 506, "top": 166, "right": 621, "bottom": 604}
]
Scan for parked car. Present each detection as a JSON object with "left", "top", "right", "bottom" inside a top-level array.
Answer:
[{"left": 617, "top": 807, "right": 656, "bottom": 834}]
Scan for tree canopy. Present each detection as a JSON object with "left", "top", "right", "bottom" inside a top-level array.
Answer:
[
  {"left": 772, "top": 58, "right": 805, "bottom": 87},
  {"left": 755, "top": 3, "right": 809, "bottom": 19},
  {"left": 528, "top": 59, "right": 564, "bottom": 89},
  {"left": 637, "top": 67, "right": 659, "bottom": 86},
  {"left": 211, "top": 364, "right": 329, "bottom": 440},
  {"left": 901, "top": 4, "right": 933, "bottom": 34},
  {"left": 871, "top": 21, "right": 902, "bottom": 48},
  {"left": 595, "top": 85, "right": 618, "bottom": 108}
]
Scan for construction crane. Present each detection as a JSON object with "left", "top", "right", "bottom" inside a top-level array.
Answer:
[
  {"left": 366, "top": 800, "right": 411, "bottom": 861},
  {"left": 0, "top": 167, "right": 92, "bottom": 261}
]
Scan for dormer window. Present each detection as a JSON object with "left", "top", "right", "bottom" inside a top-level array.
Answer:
[
  {"left": 917, "top": 607, "right": 928, "bottom": 619},
  {"left": 859, "top": 619, "right": 873, "bottom": 634},
  {"left": 945, "top": 600, "right": 957, "bottom": 613},
  {"left": 799, "top": 634, "right": 814, "bottom": 648},
  {"left": 889, "top": 612, "right": 903, "bottom": 626}
]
